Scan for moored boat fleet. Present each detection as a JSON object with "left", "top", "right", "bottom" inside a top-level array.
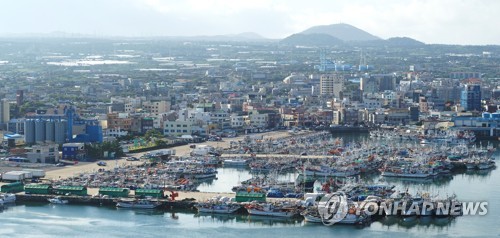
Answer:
[{"left": 3, "top": 127, "right": 496, "bottom": 228}]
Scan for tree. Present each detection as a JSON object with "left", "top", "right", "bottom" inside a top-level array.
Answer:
[
  {"left": 144, "top": 129, "right": 162, "bottom": 141},
  {"left": 155, "top": 140, "right": 168, "bottom": 147},
  {"left": 85, "top": 141, "right": 125, "bottom": 160}
]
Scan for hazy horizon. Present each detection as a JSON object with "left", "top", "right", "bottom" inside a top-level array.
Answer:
[{"left": 0, "top": 0, "right": 499, "bottom": 45}]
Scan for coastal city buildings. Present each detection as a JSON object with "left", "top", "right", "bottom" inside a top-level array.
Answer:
[
  {"left": 0, "top": 35, "right": 496, "bottom": 159},
  {"left": 461, "top": 84, "right": 482, "bottom": 111}
]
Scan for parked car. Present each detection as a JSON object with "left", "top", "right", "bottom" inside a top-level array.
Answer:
[
  {"left": 97, "top": 161, "right": 107, "bottom": 166},
  {"left": 126, "top": 157, "right": 139, "bottom": 161}
]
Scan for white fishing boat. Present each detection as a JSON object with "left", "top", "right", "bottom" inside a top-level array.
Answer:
[
  {"left": 245, "top": 203, "right": 299, "bottom": 218},
  {"left": 477, "top": 160, "right": 495, "bottom": 170},
  {"left": 301, "top": 207, "right": 370, "bottom": 225},
  {"left": 195, "top": 203, "right": 241, "bottom": 214},
  {"left": 48, "top": 196, "right": 69, "bottom": 204},
  {"left": 299, "top": 166, "right": 359, "bottom": 177},
  {"left": 0, "top": 193, "right": 16, "bottom": 203},
  {"left": 185, "top": 168, "right": 218, "bottom": 179},
  {"left": 116, "top": 199, "right": 160, "bottom": 209},
  {"left": 223, "top": 158, "right": 249, "bottom": 166},
  {"left": 381, "top": 170, "right": 434, "bottom": 178}
]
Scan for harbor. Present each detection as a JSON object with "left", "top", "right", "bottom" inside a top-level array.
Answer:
[
  {"left": 1, "top": 129, "right": 499, "bottom": 238},
  {"left": 1, "top": 160, "right": 499, "bottom": 238}
]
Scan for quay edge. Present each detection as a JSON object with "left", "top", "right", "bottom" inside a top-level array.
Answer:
[{"left": 14, "top": 194, "right": 197, "bottom": 210}]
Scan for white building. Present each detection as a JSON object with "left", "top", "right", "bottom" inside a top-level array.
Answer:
[
  {"left": 0, "top": 98, "right": 10, "bottom": 125},
  {"left": 104, "top": 128, "right": 129, "bottom": 137},
  {"left": 320, "top": 74, "right": 344, "bottom": 98},
  {"left": 247, "top": 113, "right": 269, "bottom": 128},
  {"left": 231, "top": 115, "right": 246, "bottom": 128},
  {"left": 26, "top": 144, "right": 60, "bottom": 163},
  {"left": 163, "top": 118, "right": 207, "bottom": 137},
  {"left": 142, "top": 100, "right": 170, "bottom": 115}
]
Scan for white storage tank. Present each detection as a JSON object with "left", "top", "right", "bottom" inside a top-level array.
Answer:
[
  {"left": 35, "top": 120, "right": 46, "bottom": 143},
  {"left": 45, "top": 120, "right": 55, "bottom": 142},
  {"left": 24, "top": 119, "right": 36, "bottom": 144},
  {"left": 55, "top": 120, "right": 67, "bottom": 144}
]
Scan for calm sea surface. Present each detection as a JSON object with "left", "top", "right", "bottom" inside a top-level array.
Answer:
[{"left": 1, "top": 135, "right": 498, "bottom": 238}]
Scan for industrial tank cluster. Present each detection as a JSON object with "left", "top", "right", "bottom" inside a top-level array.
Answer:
[{"left": 24, "top": 119, "right": 67, "bottom": 144}]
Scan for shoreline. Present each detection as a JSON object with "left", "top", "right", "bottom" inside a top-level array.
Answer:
[
  {"left": 42, "top": 130, "right": 304, "bottom": 180},
  {"left": 2, "top": 130, "right": 312, "bottom": 202}
]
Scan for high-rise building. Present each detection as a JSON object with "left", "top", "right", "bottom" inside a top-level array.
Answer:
[
  {"left": 373, "top": 74, "right": 396, "bottom": 91},
  {"left": 0, "top": 98, "right": 10, "bottom": 124},
  {"left": 360, "top": 77, "right": 378, "bottom": 94},
  {"left": 460, "top": 84, "right": 482, "bottom": 111},
  {"left": 16, "top": 90, "right": 24, "bottom": 106},
  {"left": 320, "top": 74, "right": 344, "bottom": 98}
]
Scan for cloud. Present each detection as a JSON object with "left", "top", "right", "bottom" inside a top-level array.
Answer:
[{"left": 0, "top": 0, "right": 498, "bottom": 44}]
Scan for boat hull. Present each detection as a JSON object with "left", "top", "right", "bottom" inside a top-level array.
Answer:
[
  {"left": 381, "top": 172, "right": 433, "bottom": 178},
  {"left": 197, "top": 206, "right": 240, "bottom": 214},
  {"left": 0, "top": 194, "right": 16, "bottom": 203},
  {"left": 247, "top": 209, "right": 296, "bottom": 217},
  {"left": 116, "top": 202, "right": 159, "bottom": 209}
]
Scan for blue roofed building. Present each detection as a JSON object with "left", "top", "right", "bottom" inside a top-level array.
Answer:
[{"left": 452, "top": 112, "right": 500, "bottom": 139}]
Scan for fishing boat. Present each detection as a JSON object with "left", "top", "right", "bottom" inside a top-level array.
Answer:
[
  {"left": 298, "top": 166, "right": 359, "bottom": 177},
  {"left": 301, "top": 206, "right": 370, "bottom": 225},
  {"left": 184, "top": 168, "right": 218, "bottom": 179},
  {"left": 48, "top": 196, "right": 69, "bottom": 204},
  {"left": 0, "top": 193, "right": 16, "bottom": 203},
  {"left": 245, "top": 202, "right": 300, "bottom": 218},
  {"left": 381, "top": 168, "right": 435, "bottom": 179},
  {"left": 223, "top": 158, "right": 249, "bottom": 167},
  {"left": 116, "top": 199, "right": 160, "bottom": 209},
  {"left": 477, "top": 160, "right": 495, "bottom": 170},
  {"left": 195, "top": 203, "right": 241, "bottom": 214},
  {"left": 464, "top": 160, "right": 477, "bottom": 170}
]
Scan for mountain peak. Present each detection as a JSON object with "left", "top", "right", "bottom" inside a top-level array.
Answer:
[{"left": 300, "top": 23, "right": 380, "bottom": 42}]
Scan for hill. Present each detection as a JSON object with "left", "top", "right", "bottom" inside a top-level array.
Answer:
[
  {"left": 300, "top": 23, "right": 380, "bottom": 42},
  {"left": 280, "top": 33, "right": 344, "bottom": 46},
  {"left": 385, "top": 37, "right": 425, "bottom": 46}
]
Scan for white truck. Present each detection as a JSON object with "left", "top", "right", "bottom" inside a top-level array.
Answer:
[
  {"left": 190, "top": 145, "right": 216, "bottom": 156},
  {"left": 23, "top": 169, "right": 46, "bottom": 178},
  {"left": 2, "top": 171, "right": 26, "bottom": 181}
]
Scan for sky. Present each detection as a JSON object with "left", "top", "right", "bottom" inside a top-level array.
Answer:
[{"left": 0, "top": 0, "right": 498, "bottom": 45}]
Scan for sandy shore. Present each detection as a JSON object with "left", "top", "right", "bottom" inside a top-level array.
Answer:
[{"left": 44, "top": 160, "right": 144, "bottom": 180}]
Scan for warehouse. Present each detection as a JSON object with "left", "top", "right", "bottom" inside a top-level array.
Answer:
[
  {"left": 25, "top": 184, "right": 52, "bottom": 194},
  {"left": 99, "top": 187, "right": 130, "bottom": 198},
  {"left": 134, "top": 189, "right": 163, "bottom": 198},
  {"left": 1, "top": 182, "right": 25, "bottom": 193},
  {"left": 55, "top": 186, "right": 88, "bottom": 196}
]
